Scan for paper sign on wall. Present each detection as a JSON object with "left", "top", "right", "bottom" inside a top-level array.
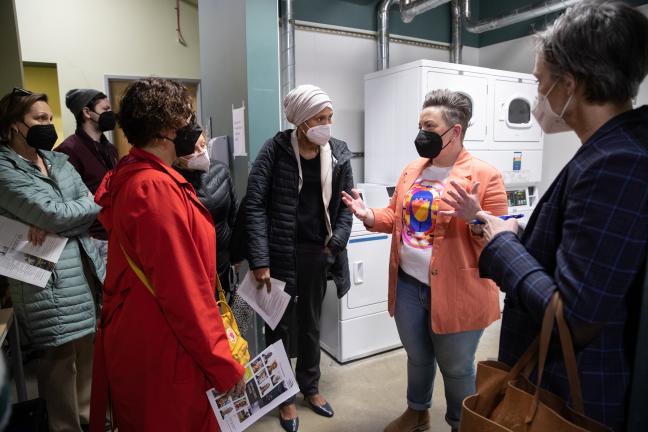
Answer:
[{"left": 232, "top": 106, "right": 247, "bottom": 157}]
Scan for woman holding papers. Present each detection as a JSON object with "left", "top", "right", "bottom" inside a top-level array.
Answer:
[
  {"left": 342, "top": 89, "right": 508, "bottom": 432},
  {"left": 89, "top": 78, "right": 244, "bottom": 432},
  {"left": 245, "top": 84, "right": 354, "bottom": 432},
  {"left": 0, "top": 88, "right": 105, "bottom": 432}
]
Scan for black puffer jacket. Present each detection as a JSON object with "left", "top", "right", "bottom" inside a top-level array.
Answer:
[
  {"left": 177, "top": 160, "right": 237, "bottom": 292},
  {"left": 245, "top": 130, "right": 353, "bottom": 297}
]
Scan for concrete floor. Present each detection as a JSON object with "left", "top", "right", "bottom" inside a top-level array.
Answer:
[
  {"left": 248, "top": 319, "right": 501, "bottom": 432},
  {"left": 8, "top": 319, "right": 501, "bottom": 432}
]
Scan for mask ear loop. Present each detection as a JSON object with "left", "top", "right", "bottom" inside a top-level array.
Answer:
[
  {"left": 544, "top": 80, "right": 559, "bottom": 97},
  {"left": 439, "top": 124, "right": 458, "bottom": 151},
  {"left": 16, "top": 122, "right": 30, "bottom": 142},
  {"left": 298, "top": 122, "right": 310, "bottom": 138},
  {"left": 546, "top": 78, "right": 573, "bottom": 118},
  {"left": 87, "top": 108, "right": 103, "bottom": 132},
  {"left": 558, "top": 94, "right": 573, "bottom": 118}
]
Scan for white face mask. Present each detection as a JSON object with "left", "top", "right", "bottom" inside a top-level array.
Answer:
[
  {"left": 186, "top": 149, "right": 210, "bottom": 172},
  {"left": 303, "top": 124, "right": 331, "bottom": 146},
  {"left": 532, "top": 81, "right": 573, "bottom": 134}
]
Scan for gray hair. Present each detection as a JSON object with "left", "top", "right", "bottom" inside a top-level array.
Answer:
[
  {"left": 422, "top": 89, "right": 472, "bottom": 137},
  {"left": 535, "top": 0, "right": 648, "bottom": 104}
]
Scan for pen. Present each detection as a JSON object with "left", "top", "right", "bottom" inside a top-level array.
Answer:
[{"left": 470, "top": 213, "right": 525, "bottom": 225}]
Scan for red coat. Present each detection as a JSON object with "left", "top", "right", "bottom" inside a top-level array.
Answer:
[{"left": 90, "top": 148, "right": 244, "bottom": 432}]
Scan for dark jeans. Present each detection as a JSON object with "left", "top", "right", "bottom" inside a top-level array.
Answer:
[{"left": 266, "top": 243, "right": 332, "bottom": 406}]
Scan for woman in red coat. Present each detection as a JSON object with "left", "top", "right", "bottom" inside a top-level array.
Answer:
[{"left": 90, "top": 78, "right": 244, "bottom": 432}]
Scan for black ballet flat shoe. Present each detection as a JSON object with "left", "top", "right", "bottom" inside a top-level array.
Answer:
[
  {"left": 305, "top": 396, "right": 334, "bottom": 418},
  {"left": 279, "top": 416, "right": 299, "bottom": 432}
]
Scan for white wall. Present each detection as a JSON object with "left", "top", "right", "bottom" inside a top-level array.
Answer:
[
  {"left": 295, "top": 27, "right": 479, "bottom": 182},
  {"left": 15, "top": 0, "right": 200, "bottom": 138}
]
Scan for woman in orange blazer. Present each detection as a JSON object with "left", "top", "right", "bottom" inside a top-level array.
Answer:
[{"left": 343, "top": 89, "right": 507, "bottom": 432}]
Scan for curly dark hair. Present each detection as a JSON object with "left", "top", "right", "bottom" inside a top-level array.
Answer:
[{"left": 118, "top": 78, "right": 192, "bottom": 148}]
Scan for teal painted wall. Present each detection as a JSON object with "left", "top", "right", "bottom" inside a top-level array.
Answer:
[
  {"left": 291, "top": 0, "right": 648, "bottom": 48},
  {"left": 294, "top": 0, "right": 479, "bottom": 47},
  {"left": 246, "top": 0, "right": 281, "bottom": 159}
]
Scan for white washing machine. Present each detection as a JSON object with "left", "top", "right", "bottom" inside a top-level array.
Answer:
[
  {"left": 364, "top": 59, "right": 544, "bottom": 224},
  {"left": 320, "top": 184, "right": 401, "bottom": 363}
]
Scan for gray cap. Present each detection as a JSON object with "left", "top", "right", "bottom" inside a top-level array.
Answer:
[{"left": 65, "top": 88, "right": 102, "bottom": 115}]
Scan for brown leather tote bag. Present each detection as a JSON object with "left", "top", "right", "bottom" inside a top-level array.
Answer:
[{"left": 459, "top": 292, "right": 612, "bottom": 432}]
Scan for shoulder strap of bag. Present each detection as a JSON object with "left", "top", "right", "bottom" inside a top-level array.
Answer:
[
  {"left": 555, "top": 296, "right": 584, "bottom": 412},
  {"left": 121, "top": 242, "right": 230, "bottom": 307},
  {"left": 120, "top": 244, "right": 156, "bottom": 297},
  {"left": 525, "top": 292, "right": 584, "bottom": 424},
  {"left": 215, "top": 272, "right": 227, "bottom": 304}
]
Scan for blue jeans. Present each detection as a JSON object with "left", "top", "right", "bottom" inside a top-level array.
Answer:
[{"left": 394, "top": 270, "right": 484, "bottom": 428}]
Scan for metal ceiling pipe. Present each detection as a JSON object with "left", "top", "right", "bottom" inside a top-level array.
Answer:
[
  {"left": 463, "top": 0, "right": 580, "bottom": 34},
  {"left": 378, "top": 0, "right": 451, "bottom": 70},
  {"left": 400, "top": 0, "right": 452, "bottom": 24},
  {"left": 377, "top": 0, "right": 399, "bottom": 70},
  {"left": 280, "top": 0, "right": 296, "bottom": 126},
  {"left": 450, "top": 0, "right": 462, "bottom": 63}
]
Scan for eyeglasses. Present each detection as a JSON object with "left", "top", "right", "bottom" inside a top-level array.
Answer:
[{"left": 9, "top": 87, "right": 33, "bottom": 107}]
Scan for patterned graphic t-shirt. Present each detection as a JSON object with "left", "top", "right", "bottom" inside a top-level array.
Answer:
[{"left": 399, "top": 164, "right": 453, "bottom": 285}]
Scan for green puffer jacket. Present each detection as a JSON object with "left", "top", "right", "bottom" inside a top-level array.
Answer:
[{"left": 0, "top": 145, "right": 105, "bottom": 348}]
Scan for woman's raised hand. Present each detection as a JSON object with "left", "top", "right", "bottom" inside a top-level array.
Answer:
[
  {"left": 342, "top": 189, "right": 370, "bottom": 222},
  {"left": 440, "top": 180, "right": 482, "bottom": 222}
]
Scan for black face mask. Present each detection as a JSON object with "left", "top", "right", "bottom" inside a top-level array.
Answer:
[
  {"left": 22, "top": 123, "right": 58, "bottom": 151},
  {"left": 414, "top": 126, "right": 454, "bottom": 159},
  {"left": 94, "top": 111, "right": 116, "bottom": 132},
  {"left": 173, "top": 120, "right": 203, "bottom": 157}
]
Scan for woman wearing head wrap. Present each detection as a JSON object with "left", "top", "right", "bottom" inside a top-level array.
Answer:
[{"left": 245, "top": 84, "right": 354, "bottom": 432}]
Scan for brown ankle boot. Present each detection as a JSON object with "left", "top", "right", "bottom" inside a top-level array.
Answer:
[{"left": 384, "top": 408, "right": 430, "bottom": 432}]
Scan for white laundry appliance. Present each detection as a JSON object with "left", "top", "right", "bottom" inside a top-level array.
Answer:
[
  {"left": 320, "top": 184, "right": 401, "bottom": 363},
  {"left": 363, "top": 59, "right": 544, "bottom": 223}
]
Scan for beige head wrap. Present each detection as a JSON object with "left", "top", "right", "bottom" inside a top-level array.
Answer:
[{"left": 283, "top": 84, "right": 333, "bottom": 126}]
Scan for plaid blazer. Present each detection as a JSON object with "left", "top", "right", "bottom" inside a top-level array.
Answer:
[{"left": 479, "top": 106, "right": 648, "bottom": 431}]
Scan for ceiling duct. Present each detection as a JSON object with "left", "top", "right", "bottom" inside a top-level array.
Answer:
[
  {"left": 462, "top": 0, "right": 580, "bottom": 34},
  {"left": 377, "top": 0, "right": 451, "bottom": 70},
  {"left": 280, "top": 0, "right": 296, "bottom": 128},
  {"left": 400, "top": 0, "right": 452, "bottom": 23},
  {"left": 450, "top": 0, "right": 461, "bottom": 64}
]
